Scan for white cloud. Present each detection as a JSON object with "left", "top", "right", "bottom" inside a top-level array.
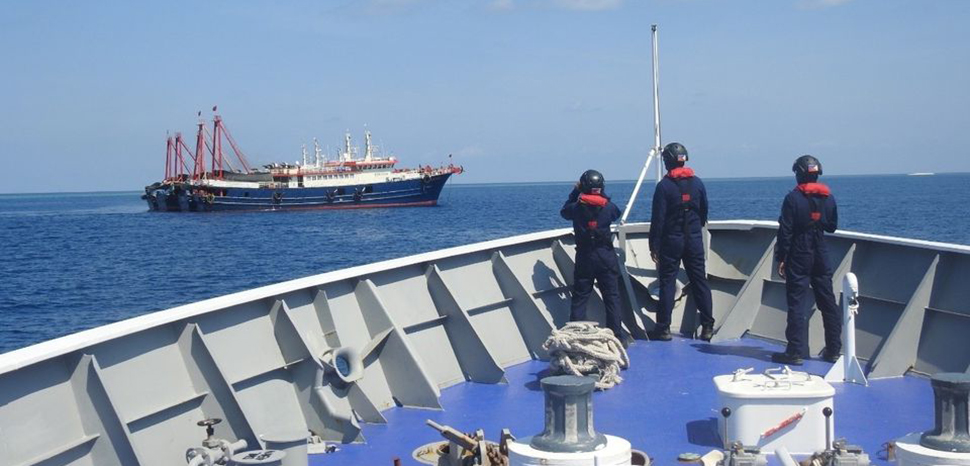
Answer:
[{"left": 551, "top": 0, "right": 624, "bottom": 11}]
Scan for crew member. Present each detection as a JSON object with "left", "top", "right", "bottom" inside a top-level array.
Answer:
[
  {"left": 561, "top": 170, "right": 633, "bottom": 347},
  {"left": 772, "top": 155, "right": 841, "bottom": 365},
  {"left": 648, "top": 143, "right": 715, "bottom": 341}
]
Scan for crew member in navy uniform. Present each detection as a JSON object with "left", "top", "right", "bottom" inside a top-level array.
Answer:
[
  {"left": 771, "top": 155, "right": 841, "bottom": 365},
  {"left": 561, "top": 170, "right": 633, "bottom": 347},
  {"left": 647, "top": 142, "right": 715, "bottom": 342}
]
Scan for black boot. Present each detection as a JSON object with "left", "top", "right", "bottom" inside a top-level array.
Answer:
[
  {"left": 698, "top": 326, "right": 714, "bottom": 342},
  {"left": 771, "top": 351, "right": 804, "bottom": 365},
  {"left": 647, "top": 328, "right": 672, "bottom": 341},
  {"left": 820, "top": 347, "right": 841, "bottom": 363}
]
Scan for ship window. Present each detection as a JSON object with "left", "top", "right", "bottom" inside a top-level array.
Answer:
[{"left": 364, "top": 185, "right": 374, "bottom": 193}]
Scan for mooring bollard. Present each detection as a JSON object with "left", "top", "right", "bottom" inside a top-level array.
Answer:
[
  {"left": 529, "top": 375, "right": 607, "bottom": 453},
  {"left": 920, "top": 373, "right": 970, "bottom": 453}
]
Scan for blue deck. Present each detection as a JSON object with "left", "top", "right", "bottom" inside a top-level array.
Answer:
[{"left": 316, "top": 337, "right": 933, "bottom": 465}]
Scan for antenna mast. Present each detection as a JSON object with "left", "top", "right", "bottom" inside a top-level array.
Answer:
[
  {"left": 313, "top": 138, "right": 322, "bottom": 166},
  {"left": 651, "top": 23, "right": 663, "bottom": 183},
  {"left": 621, "top": 24, "right": 663, "bottom": 223}
]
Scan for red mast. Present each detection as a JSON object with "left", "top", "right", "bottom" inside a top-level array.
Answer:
[
  {"left": 174, "top": 132, "right": 186, "bottom": 180},
  {"left": 216, "top": 117, "right": 253, "bottom": 173}
]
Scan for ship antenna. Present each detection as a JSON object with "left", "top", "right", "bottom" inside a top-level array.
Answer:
[
  {"left": 621, "top": 23, "right": 663, "bottom": 224},
  {"left": 302, "top": 144, "right": 308, "bottom": 167},
  {"left": 344, "top": 131, "right": 352, "bottom": 162},
  {"left": 365, "top": 129, "right": 373, "bottom": 161},
  {"left": 313, "top": 138, "right": 322, "bottom": 166},
  {"left": 651, "top": 23, "right": 663, "bottom": 184},
  {"left": 614, "top": 23, "right": 663, "bottom": 323}
]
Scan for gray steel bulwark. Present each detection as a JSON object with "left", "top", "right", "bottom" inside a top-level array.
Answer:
[{"left": 0, "top": 222, "right": 969, "bottom": 466}]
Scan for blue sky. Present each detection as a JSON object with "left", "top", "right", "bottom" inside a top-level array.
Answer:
[{"left": 1, "top": 0, "right": 967, "bottom": 192}]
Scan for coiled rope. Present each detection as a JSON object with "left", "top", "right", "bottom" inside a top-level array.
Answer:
[{"left": 542, "top": 321, "right": 630, "bottom": 390}]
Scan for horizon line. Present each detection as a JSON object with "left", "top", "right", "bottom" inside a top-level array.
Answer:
[{"left": 0, "top": 171, "right": 965, "bottom": 196}]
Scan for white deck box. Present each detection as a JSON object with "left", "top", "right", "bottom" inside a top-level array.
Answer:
[{"left": 714, "top": 368, "right": 835, "bottom": 455}]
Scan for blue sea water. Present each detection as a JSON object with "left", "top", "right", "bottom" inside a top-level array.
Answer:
[{"left": 1, "top": 173, "right": 968, "bottom": 354}]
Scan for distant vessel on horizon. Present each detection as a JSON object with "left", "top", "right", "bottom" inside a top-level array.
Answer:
[
  {"left": 908, "top": 172, "right": 935, "bottom": 176},
  {"left": 143, "top": 113, "right": 462, "bottom": 212}
]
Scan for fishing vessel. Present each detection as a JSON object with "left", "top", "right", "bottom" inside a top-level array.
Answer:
[
  {"left": 142, "top": 115, "right": 462, "bottom": 212},
  {"left": 4, "top": 26, "right": 969, "bottom": 466}
]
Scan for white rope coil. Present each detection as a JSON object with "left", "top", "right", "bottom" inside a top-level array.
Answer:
[{"left": 542, "top": 321, "right": 630, "bottom": 390}]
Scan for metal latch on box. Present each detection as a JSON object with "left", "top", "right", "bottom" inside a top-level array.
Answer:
[{"left": 761, "top": 366, "right": 811, "bottom": 390}]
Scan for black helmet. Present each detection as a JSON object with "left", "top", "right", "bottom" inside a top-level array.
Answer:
[
  {"left": 661, "top": 142, "right": 689, "bottom": 170},
  {"left": 793, "top": 155, "right": 822, "bottom": 183},
  {"left": 579, "top": 169, "right": 605, "bottom": 194}
]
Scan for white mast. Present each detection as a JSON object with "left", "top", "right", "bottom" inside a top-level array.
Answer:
[
  {"left": 621, "top": 24, "right": 663, "bottom": 224},
  {"left": 364, "top": 131, "right": 373, "bottom": 162},
  {"left": 615, "top": 24, "right": 664, "bottom": 327},
  {"left": 313, "top": 138, "right": 323, "bottom": 167},
  {"left": 301, "top": 144, "right": 308, "bottom": 167},
  {"left": 651, "top": 24, "right": 663, "bottom": 184},
  {"left": 342, "top": 131, "right": 353, "bottom": 162}
]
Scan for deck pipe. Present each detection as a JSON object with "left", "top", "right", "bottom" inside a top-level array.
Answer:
[
  {"left": 313, "top": 365, "right": 355, "bottom": 425},
  {"left": 774, "top": 446, "right": 799, "bottom": 466},
  {"left": 841, "top": 273, "right": 868, "bottom": 385},
  {"left": 187, "top": 439, "right": 248, "bottom": 466},
  {"left": 825, "top": 273, "right": 868, "bottom": 385}
]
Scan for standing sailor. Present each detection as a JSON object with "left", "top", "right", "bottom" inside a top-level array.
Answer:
[
  {"left": 561, "top": 170, "right": 633, "bottom": 347},
  {"left": 647, "top": 143, "right": 715, "bottom": 341},
  {"left": 772, "top": 155, "right": 841, "bottom": 365}
]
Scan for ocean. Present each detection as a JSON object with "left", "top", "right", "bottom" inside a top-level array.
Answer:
[{"left": 1, "top": 173, "right": 967, "bottom": 354}]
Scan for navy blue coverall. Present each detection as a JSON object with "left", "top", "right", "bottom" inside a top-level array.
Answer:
[
  {"left": 649, "top": 171, "right": 715, "bottom": 332},
  {"left": 561, "top": 188, "right": 625, "bottom": 338},
  {"left": 775, "top": 184, "right": 841, "bottom": 357}
]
